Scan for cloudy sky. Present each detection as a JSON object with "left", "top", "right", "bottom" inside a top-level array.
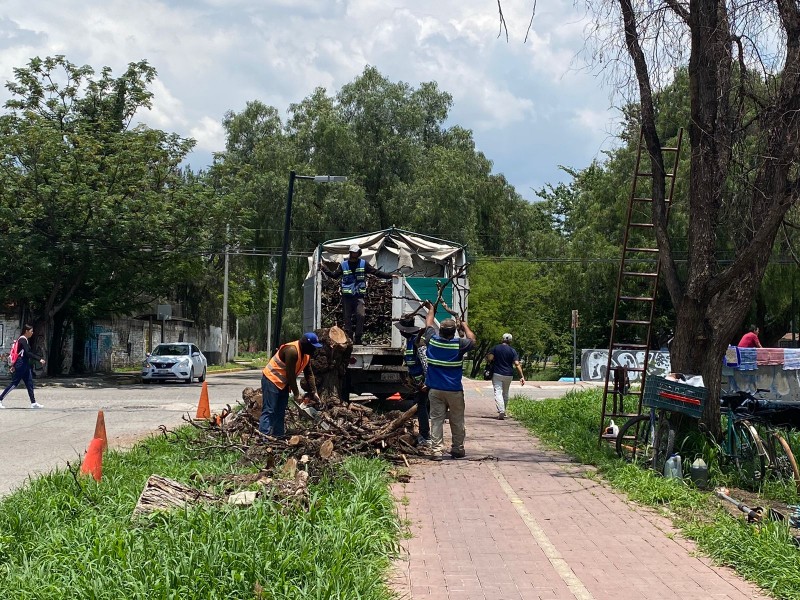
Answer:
[{"left": 1, "top": 1, "right": 622, "bottom": 201}]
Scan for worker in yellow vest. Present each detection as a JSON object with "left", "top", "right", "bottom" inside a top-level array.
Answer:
[{"left": 260, "top": 332, "right": 323, "bottom": 437}]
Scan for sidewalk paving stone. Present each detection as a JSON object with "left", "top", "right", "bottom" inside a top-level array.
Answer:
[{"left": 391, "top": 382, "right": 768, "bottom": 600}]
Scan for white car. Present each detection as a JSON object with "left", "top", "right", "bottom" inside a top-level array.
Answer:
[{"left": 141, "top": 343, "right": 207, "bottom": 384}]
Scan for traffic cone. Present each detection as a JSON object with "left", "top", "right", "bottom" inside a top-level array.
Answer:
[
  {"left": 388, "top": 392, "right": 402, "bottom": 401},
  {"left": 196, "top": 381, "right": 211, "bottom": 419},
  {"left": 93, "top": 410, "right": 108, "bottom": 452},
  {"left": 80, "top": 437, "right": 104, "bottom": 481}
]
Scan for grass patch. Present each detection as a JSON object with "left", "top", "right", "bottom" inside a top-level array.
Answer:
[
  {"left": 509, "top": 389, "right": 800, "bottom": 600},
  {"left": 0, "top": 433, "right": 400, "bottom": 599}
]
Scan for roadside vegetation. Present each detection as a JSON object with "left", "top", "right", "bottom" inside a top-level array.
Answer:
[
  {"left": 0, "top": 432, "right": 400, "bottom": 599},
  {"left": 509, "top": 390, "right": 800, "bottom": 600}
]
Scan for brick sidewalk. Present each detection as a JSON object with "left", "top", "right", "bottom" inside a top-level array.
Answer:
[{"left": 391, "top": 381, "right": 767, "bottom": 600}]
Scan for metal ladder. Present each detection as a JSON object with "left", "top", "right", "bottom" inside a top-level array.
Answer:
[{"left": 598, "top": 128, "right": 683, "bottom": 445}]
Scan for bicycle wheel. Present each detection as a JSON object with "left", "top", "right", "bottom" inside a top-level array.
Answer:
[
  {"left": 616, "top": 415, "right": 653, "bottom": 465},
  {"left": 765, "top": 432, "right": 800, "bottom": 489},
  {"left": 731, "top": 421, "right": 767, "bottom": 488},
  {"left": 652, "top": 414, "right": 675, "bottom": 475}
]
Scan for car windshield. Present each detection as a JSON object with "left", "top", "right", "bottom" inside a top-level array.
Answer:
[{"left": 151, "top": 344, "right": 189, "bottom": 356}]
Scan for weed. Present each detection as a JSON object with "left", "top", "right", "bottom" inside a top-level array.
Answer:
[
  {"left": 509, "top": 389, "right": 800, "bottom": 600},
  {"left": 0, "top": 436, "right": 399, "bottom": 599}
]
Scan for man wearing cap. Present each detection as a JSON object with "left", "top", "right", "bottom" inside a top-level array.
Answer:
[
  {"left": 395, "top": 305, "right": 432, "bottom": 447},
  {"left": 319, "top": 244, "right": 396, "bottom": 344},
  {"left": 486, "top": 333, "right": 525, "bottom": 420},
  {"left": 424, "top": 305, "right": 476, "bottom": 460},
  {"left": 260, "top": 332, "right": 323, "bottom": 437}
]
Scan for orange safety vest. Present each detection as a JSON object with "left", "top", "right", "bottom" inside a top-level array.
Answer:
[{"left": 262, "top": 341, "right": 310, "bottom": 390}]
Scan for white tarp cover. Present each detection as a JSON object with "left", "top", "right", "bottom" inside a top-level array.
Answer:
[{"left": 306, "top": 229, "right": 465, "bottom": 275}]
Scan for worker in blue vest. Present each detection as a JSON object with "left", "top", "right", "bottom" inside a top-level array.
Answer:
[
  {"left": 394, "top": 307, "right": 432, "bottom": 447},
  {"left": 319, "top": 244, "right": 396, "bottom": 344},
  {"left": 424, "top": 304, "right": 476, "bottom": 461}
]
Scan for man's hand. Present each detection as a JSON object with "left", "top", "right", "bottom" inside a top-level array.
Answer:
[
  {"left": 39, "top": 359, "right": 45, "bottom": 365},
  {"left": 422, "top": 300, "right": 433, "bottom": 310},
  {"left": 520, "top": 377, "right": 526, "bottom": 386}
]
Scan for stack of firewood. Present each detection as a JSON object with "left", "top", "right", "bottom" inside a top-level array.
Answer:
[{"left": 320, "top": 276, "right": 392, "bottom": 345}]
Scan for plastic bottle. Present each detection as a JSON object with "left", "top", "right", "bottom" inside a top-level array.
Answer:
[
  {"left": 690, "top": 456, "right": 709, "bottom": 488},
  {"left": 664, "top": 454, "right": 682, "bottom": 479}
]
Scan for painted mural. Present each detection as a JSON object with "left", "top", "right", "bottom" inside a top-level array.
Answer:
[{"left": 581, "top": 349, "right": 671, "bottom": 382}]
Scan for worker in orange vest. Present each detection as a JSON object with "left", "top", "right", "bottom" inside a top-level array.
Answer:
[{"left": 260, "top": 332, "right": 323, "bottom": 437}]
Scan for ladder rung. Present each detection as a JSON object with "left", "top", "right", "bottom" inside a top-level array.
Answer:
[
  {"left": 611, "top": 343, "right": 648, "bottom": 349},
  {"left": 637, "top": 172, "right": 675, "bottom": 178},
  {"left": 617, "top": 319, "right": 651, "bottom": 325},
  {"left": 625, "top": 247, "right": 659, "bottom": 253},
  {"left": 622, "top": 271, "right": 658, "bottom": 277},
  {"left": 632, "top": 197, "right": 653, "bottom": 202},
  {"left": 619, "top": 296, "right": 655, "bottom": 302},
  {"left": 662, "top": 147, "right": 679, "bottom": 152},
  {"left": 629, "top": 222, "right": 654, "bottom": 228},
  {"left": 604, "top": 413, "right": 642, "bottom": 419}
]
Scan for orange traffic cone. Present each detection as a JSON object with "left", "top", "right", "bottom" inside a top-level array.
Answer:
[
  {"left": 93, "top": 410, "right": 108, "bottom": 452},
  {"left": 196, "top": 381, "right": 211, "bottom": 419},
  {"left": 388, "top": 392, "right": 402, "bottom": 401},
  {"left": 80, "top": 437, "right": 104, "bottom": 481}
]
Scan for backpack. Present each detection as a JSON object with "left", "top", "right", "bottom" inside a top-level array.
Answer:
[{"left": 8, "top": 337, "right": 21, "bottom": 366}]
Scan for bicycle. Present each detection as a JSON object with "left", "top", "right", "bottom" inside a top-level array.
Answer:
[
  {"left": 716, "top": 389, "right": 800, "bottom": 490},
  {"left": 616, "top": 375, "right": 703, "bottom": 473},
  {"left": 617, "top": 380, "right": 800, "bottom": 490}
]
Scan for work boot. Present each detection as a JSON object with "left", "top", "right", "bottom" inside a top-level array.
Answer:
[
  {"left": 416, "top": 435, "right": 432, "bottom": 448},
  {"left": 498, "top": 412, "right": 505, "bottom": 420},
  {"left": 430, "top": 453, "right": 443, "bottom": 462},
  {"left": 449, "top": 448, "right": 466, "bottom": 459}
]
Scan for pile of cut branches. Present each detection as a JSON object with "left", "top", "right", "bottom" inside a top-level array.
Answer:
[{"left": 183, "top": 386, "right": 427, "bottom": 482}]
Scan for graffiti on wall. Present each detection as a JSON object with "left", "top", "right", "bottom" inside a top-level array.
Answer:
[
  {"left": 84, "top": 326, "right": 114, "bottom": 372},
  {"left": 581, "top": 349, "right": 671, "bottom": 382}
]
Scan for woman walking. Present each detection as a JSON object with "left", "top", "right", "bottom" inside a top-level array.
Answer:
[{"left": 0, "top": 324, "right": 46, "bottom": 409}]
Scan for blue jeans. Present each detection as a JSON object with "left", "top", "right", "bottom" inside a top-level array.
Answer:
[
  {"left": 413, "top": 389, "right": 430, "bottom": 439},
  {"left": 259, "top": 374, "right": 289, "bottom": 436},
  {"left": 0, "top": 360, "right": 36, "bottom": 403}
]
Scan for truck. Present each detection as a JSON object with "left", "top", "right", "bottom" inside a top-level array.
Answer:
[{"left": 303, "top": 228, "right": 468, "bottom": 400}]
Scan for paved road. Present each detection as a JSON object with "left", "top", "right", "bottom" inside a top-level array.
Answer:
[
  {"left": 0, "top": 370, "right": 262, "bottom": 496},
  {"left": 392, "top": 379, "right": 765, "bottom": 600}
]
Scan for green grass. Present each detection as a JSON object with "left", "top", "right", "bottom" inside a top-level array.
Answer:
[
  {"left": 0, "top": 433, "right": 400, "bottom": 599},
  {"left": 509, "top": 389, "right": 800, "bottom": 600}
]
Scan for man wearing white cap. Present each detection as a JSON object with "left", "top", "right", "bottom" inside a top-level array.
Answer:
[
  {"left": 319, "top": 244, "right": 396, "bottom": 344},
  {"left": 486, "top": 333, "right": 525, "bottom": 419}
]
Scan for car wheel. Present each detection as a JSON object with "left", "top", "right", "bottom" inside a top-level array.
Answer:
[
  {"left": 199, "top": 367, "right": 206, "bottom": 383},
  {"left": 185, "top": 368, "right": 194, "bottom": 384},
  {"left": 142, "top": 378, "right": 150, "bottom": 385}
]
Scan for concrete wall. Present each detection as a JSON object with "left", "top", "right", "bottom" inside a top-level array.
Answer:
[
  {"left": 581, "top": 349, "right": 671, "bottom": 382},
  {"left": 0, "top": 315, "right": 235, "bottom": 377}
]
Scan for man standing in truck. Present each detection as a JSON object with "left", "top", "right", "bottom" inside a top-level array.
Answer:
[
  {"left": 319, "top": 244, "right": 396, "bottom": 344},
  {"left": 424, "top": 308, "right": 476, "bottom": 461}
]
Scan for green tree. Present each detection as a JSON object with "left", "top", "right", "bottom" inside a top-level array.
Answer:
[{"left": 0, "top": 56, "right": 219, "bottom": 372}]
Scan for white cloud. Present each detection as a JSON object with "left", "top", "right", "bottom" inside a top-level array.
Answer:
[
  {"left": 189, "top": 116, "right": 226, "bottom": 152},
  {"left": 0, "top": 0, "right": 619, "bottom": 199}
]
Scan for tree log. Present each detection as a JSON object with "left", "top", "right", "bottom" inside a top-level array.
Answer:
[
  {"left": 309, "top": 326, "right": 352, "bottom": 404},
  {"left": 132, "top": 475, "right": 217, "bottom": 518}
]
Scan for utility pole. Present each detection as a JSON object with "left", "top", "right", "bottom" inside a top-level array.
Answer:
[
  {"left": 267, "top": 286, "right": 273, "bottom": 358},
  {"left": 221, "top": 226, "right": 230, "bottom": 366}
]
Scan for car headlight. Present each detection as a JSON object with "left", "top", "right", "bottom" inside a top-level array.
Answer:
[
  {"left": 143, "top": 361, "right": 152, "bottom": 369},
  {"left": 179, "top": 358, "right": 191, "bottom": 367}
]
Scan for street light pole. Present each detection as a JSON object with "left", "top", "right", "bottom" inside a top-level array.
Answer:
[{"left": 272, "top": 171, "right": 347, "bottom": 352}]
